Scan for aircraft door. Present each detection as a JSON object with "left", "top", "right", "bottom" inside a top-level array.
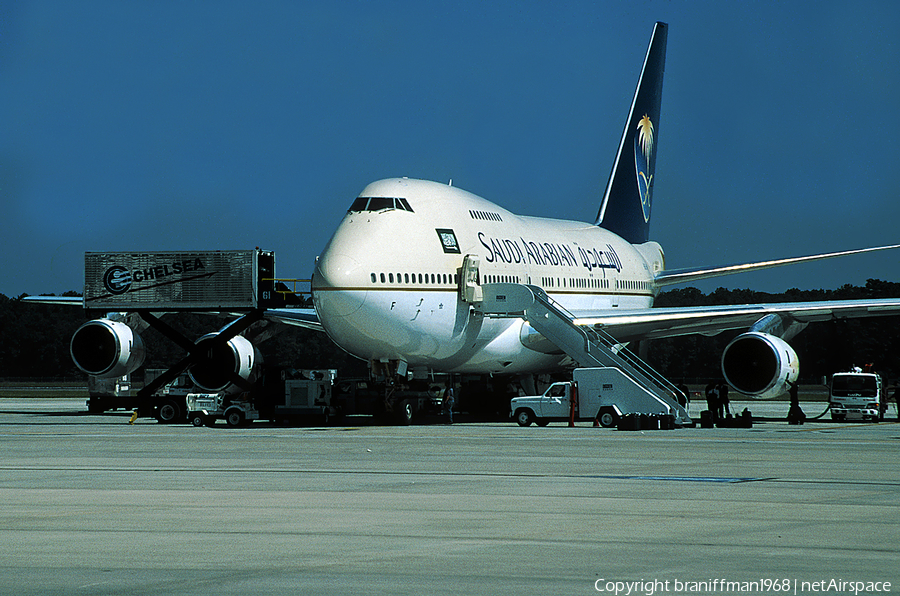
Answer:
[{"left": 459, "top": 254, "right": 483, "bottom": 304}]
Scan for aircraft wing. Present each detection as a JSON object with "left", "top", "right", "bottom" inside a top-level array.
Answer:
[
  {"left": 655, "top": 244, "right": 900, "bottom": 287},
  {"left": 22, "top": 295, "right": 325, "bottom": 332},
  {"left": 571, "top": 298, "right": 900, "bottom": 342},
  {"left": 263, "top": 308, "right": 323, "bottom": 332},
  {"left": 20, "top": 296, "right": 83, "bottom": 306}
]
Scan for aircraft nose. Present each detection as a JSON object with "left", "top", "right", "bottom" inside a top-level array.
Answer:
[{"left": 312, "top": 251, "right": 367, "bottom": 318}]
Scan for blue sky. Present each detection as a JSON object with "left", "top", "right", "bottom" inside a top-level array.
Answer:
[{"left": 2, "top": 0, "right": 898, "bottom": 296}]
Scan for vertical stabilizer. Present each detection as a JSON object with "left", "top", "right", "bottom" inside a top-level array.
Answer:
[{"left": 595, "top": 22, "right": 667, "bottom": 244}]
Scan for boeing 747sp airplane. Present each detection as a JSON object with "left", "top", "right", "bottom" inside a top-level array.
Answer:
[{"left": 27, "top": 22, "right": 900, "bottom": 404}]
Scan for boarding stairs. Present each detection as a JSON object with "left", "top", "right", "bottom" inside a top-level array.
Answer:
[{"left": 478, "top": 283, "right": 691, "bottom": 426}]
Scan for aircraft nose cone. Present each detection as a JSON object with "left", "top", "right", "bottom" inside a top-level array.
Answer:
[{"left": 313, "top": 251, "right": 367, "bottom": 318}]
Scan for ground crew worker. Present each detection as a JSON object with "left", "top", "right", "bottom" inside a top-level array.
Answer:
[{"left": 444, "top": 385, "right": 455, "bottom": 424}]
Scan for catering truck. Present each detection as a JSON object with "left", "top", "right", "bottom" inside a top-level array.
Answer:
[
  {"left": 829, "top": 370, "right": 885, "bottom": 421},
  {"left": 510, "top": 367, "right": 690, "bottom": 428}
]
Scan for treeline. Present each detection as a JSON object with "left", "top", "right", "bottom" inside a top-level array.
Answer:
[{"left": 2, "top": 280, "right": 900, "bottom": 383}]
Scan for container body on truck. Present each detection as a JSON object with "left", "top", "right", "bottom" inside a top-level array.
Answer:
[
  {"left": 258, "top": 369, "right": 338, "bottom": 424},
  {"left": 830, "top": 371, "right": 884, "bottom": 421},
  {"left": 510, "top": 367, "right": 686, "bottom": 428}
]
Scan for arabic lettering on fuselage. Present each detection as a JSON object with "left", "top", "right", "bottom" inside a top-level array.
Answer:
[{"left": 477, "top": 232, "right": 622, "bottom": 273}]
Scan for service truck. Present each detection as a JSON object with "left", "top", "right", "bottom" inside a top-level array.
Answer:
[
  {"left": 332, "top": 378, "right": 445, "bottom": 424},
  {"left": 87, "top": 370, "right": 194, "bottom": 423},
  {"left": 510, "top": 367, "right": 690, "bottom": 428},
  {"left": 187, "top": 369, "right": 338, "bottom": 427},
  {"left": 829, "top": 370, "right": 885, "bottom": 421},
  {"left": 186, "top": 392, "right": 258, "bottom": 427}
]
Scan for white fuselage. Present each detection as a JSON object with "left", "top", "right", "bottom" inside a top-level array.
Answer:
[{"left": 312, "top": 178, "right": 664, "bottom": 374}]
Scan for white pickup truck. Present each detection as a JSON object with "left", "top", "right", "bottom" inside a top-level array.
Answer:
[{"left": 510, "top": 367, "right": 689, "bottom": 428}]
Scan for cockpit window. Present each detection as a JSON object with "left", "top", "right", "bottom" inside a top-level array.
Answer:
[
  {"left": 348, "top": 197, "right": 414, "bottom": 213},
  {"left": 349, "top": 197, "right": 369, "bottom": 211},
  {"left": 366, "top": 197, "right": 394, "bottom": 211}
]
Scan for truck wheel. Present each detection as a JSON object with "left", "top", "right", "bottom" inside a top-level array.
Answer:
[
  {"left": 190, "top": 414, "right": 205, "bottom": 427},
  {"left": 156, "top": 400, "right": 181, "bottom": 424},
  {"left": 225, "top": 408, "right": 245, "bottom": 427},
  {"left": 597, "top": 407, "right": 619, "bottom": 428},
  {"left": 536, "top": 419, "right": 550, "bottom": 427},
  {"left": 515, "top": 409, "right": 534, "bottom": 427}
]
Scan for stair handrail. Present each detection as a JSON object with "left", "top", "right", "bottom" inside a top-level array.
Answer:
[
  {"left": 526, "top": 285, "right": 683, "bottom": 406},
  {"left": 588, "top": 325, "right": 684, "bottom": 403}
]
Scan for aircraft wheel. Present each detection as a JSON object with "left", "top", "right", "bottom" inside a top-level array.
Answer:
[{"left": 515, "top": 409, "right": 534, "bottom": 427}]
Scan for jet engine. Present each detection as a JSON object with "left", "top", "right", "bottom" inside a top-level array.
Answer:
[
  {"left": 721, "top": 331, "right": 799, "bottom": 400},
  {"left": 70, "top": 319, "right": 146, "bottom": 378},
  {"left": 188, "top": 332, "right": 261, "bottom": 393}
]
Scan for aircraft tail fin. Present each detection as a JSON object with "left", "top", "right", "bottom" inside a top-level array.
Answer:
[{"left": 595, "top": 21, "right": 667, "bottom": 244}]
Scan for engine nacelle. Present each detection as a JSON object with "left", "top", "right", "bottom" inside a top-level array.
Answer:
[
  {"left": 188, "top": 332, "right": 260, "bottom": 393},
  {"left": 721, "top": 331, "right": 799, "bottom": 400},
  {"left": 70, "top": 319, "right": 146, "bottom": 378}
]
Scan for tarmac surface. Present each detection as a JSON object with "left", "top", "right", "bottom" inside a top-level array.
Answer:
[{"left": 0, "top": 398, "right": 898, "bottom": 595}]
